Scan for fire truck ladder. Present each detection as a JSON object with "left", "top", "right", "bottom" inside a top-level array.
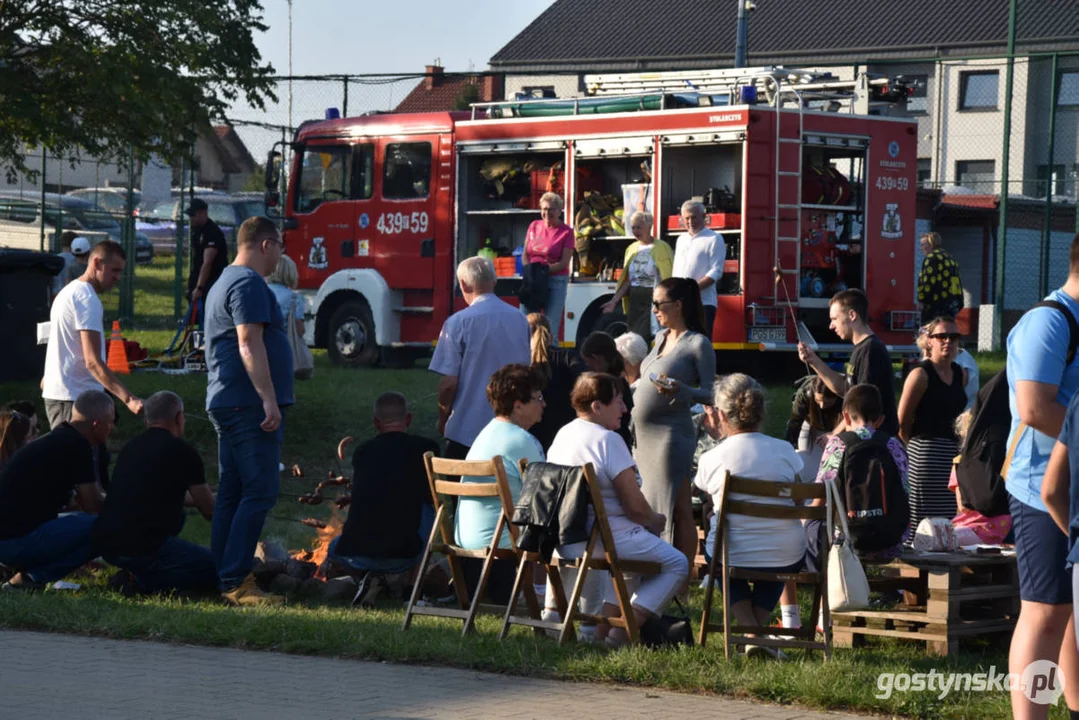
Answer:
[
  {"left": 583, "top": 66, "right": 892, "bottom": 112},
  {"left": 759, "top": 72, "right": 805, "bottom": 311}
]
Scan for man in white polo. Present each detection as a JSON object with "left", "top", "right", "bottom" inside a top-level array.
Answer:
[{"left": 671, "top": 199, "right": 725, "bottom": 337}]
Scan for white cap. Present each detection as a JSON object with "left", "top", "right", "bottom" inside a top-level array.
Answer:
[{"left": 71, "top": 237, "right": 91, "bottom": 256}]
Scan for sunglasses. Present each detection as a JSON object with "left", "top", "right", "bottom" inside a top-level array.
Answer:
[
  {"left": 652, "top": 299, "right": 675, "bottom": 310},
  {"left": 929, "top": 332, "right": 960, "bottom": 341}
]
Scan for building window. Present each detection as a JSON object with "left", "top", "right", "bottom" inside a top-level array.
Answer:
[
  {"left": 517, "top": 86, "right": 556, "bottom": 100},
  {"left": 956, "top": 160, "right": 995, "bottom": 192},
  {"left": 917, "top": 158, "right": 932, "bottom": 187},
  {"left": 1059, "top": 72, "right": 1079, "bottom": 107},
  {"left": 382, "top": 142, "right": 432, "bottom": 200},
  {"left": 959, "top": 71, "right": 999, "bottom": 110},
  {"left": 907, "top": 75, "right": 929, "bottom": 114},
  {"left": 1036, "top": 164, "right": 1066, "bottom": 196}
]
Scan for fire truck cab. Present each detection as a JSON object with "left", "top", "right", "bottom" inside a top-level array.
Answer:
[{"left": 268, "top": 67, "right": 921, "bottom": 367}]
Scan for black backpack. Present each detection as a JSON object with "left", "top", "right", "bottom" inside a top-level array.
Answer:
[
  {"left": 835, "top": 430, "right": 910, "bottom": 553},
  {"left": 955, "top": 300, "right": 1079, "bottom": 517}
]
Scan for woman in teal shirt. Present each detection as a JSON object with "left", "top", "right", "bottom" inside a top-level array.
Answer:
[{"left": 455, "top": 364, "right": 547, "bottom": 601}]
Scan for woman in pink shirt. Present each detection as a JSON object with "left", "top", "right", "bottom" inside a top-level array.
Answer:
[{"left": 522, "top": 192, "right": 575, "bottom": 339}]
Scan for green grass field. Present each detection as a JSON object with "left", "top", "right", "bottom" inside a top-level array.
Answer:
[{"left": 0, "top": 257, "right": 1041, "bottom": 719}]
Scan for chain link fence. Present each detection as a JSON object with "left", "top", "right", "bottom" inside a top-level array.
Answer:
[{"left": 3, "top": 59, "right": 1077, "bottom": 342}]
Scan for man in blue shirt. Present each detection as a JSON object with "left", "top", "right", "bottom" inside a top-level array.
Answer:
[
  {"left": 429, "top": 257, "right": 531, "bottom": 459},
  {"left": 205, "top": 216, "right": 294, "bottom": 606},
  {"left": 1007, "top": 232, "right": 1079, "bottom": 717}
]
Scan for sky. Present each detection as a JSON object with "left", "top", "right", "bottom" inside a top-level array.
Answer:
[{"left": 229, "top": 0, "right": 556, "bottom": 157}]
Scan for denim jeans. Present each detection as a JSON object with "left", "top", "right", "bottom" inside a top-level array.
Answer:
[
  {"left": 522, "top": 273, "right": 569, "bottom": 341},
  {"left": 209, "top": 405, "right": 284, "bottom": 591},
  {"left": 0, "top": 513, "right": 97, "bottom": 583},
  {"left": 104, "top": 536, "right": 218, "bottom": 594},
  {"left": 328, "top": 503, "right": 434, "bottom": 575}
]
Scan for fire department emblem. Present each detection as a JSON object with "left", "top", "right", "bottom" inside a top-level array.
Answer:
[
  {"left": 881, "top": 203, "right": 903, "bottom": 239},
  {"left": 308, "top": 236, "right": 328, "bottom": 269}
]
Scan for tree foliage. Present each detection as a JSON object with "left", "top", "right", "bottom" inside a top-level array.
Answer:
[{"left": 0, "top": 0, "right": 277, "bottom": 180}]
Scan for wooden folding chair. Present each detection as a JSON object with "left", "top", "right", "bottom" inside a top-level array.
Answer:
[
  {"left": 500, "top": 460, "right": 660, "bottom": 645},
  {"left": 402, "top": 452, "right": 542, "bottom": 636},
  {"left": 698, "top": 471, "right": 833, "bottom": 660}
]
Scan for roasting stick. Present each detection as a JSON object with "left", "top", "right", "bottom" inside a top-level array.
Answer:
[{"left": 773, "top": 263, "right": 813, "bottom": 378}]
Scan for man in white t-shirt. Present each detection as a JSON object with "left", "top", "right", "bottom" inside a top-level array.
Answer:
[
  {"left": 671, "top": 200, "right": 725, "bottom": 337},
  {"left": 42, "top": 240, "right": 143, "bottom": 429}
]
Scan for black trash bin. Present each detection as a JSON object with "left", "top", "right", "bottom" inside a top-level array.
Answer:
[{"left": 0, "top": 249, "right": 64, "bottom": 383}]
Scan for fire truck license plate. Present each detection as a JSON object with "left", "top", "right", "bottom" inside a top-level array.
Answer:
[{"left": 748, "top": 327, "right": 786, "bottom": 343}]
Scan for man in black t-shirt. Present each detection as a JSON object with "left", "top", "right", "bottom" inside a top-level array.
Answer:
[
  {"left": 186, "top": 198, "right": 229, "bottom": 327},
  {"left": 797, "top": 288, "right": 900, "bottom": 436},
  {"left": 93, "top": 391, "right": 217, "bottom": 595},
  {"left": 0, "top": 390, "right": 114, "bottom": 590},
  {"left": 330, "top": 392, "right": 440, "bottom": 579}
]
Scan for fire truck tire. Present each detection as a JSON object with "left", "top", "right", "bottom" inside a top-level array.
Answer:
[
  {"left": 591, "top": 308, "right": 629, "bottom": 339},
  {"left": 327, "top": 299, "right": 379, "bottom": 367}
]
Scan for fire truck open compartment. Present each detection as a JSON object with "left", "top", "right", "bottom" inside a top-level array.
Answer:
[
  {"left": 570, "top": 147, "right": 654, "bottom": 283},
  {"left": 660, "top": 142, "right": 744, "bottom": 296},
  {"left": 455, "top": 148, "right": 566, "bottom": 269}
]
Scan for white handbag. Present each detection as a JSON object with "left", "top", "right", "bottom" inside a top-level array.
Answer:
[{"left": 825, "top": 479, "right": 871, "bottom": 612}]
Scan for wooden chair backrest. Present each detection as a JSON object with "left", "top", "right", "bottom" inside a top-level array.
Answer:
[
  {"left": 425, "top": 452, "right": 519, "bottom": 545},
  {"left": 722, "top": 472, "right": 827, "bottom": 523}
]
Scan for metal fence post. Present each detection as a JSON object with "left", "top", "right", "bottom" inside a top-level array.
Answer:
[
  {"left": 120, "top": 145, "right": 136, "bottom": 326},
  {"left": 174, "top": 155, "right": 187, "bottom": 321},
  {"left": 342, "top": 76, "right": 349, "bottom": 117},
  {"left": 1041, "top": 54, "right": 1060, "bottom": 297},
  {"left": 39, "top": 150, "right": 47, "bottom": 252},
  {"left": 995, "top": 0, "right": 1018, "bottom": 342}
]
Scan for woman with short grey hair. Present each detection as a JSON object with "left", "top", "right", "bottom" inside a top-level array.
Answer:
[
  {"left": 521, "top": 191, "right": 574, "bottom": 339},
  {"left": 614, "top": 332, "right": 649, "bottom": 386},
  {"left": 601, "top": 210, "right": 673, "bottom": 343}
]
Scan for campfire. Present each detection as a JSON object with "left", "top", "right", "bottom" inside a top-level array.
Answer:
[{"left": 291, "top": 506, "right": 345, "bottom": 579}]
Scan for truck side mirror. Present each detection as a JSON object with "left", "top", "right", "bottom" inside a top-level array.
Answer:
[{"left": 265, "top": 151, "right": 282, "bottom": 190}]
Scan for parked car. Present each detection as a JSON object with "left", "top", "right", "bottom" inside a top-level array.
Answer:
[
  {"left": 0, "top": 192, "right": 154, "bottom": 264},
  {"left": 136, "top": 195, "right": 266, "bottom": 255},
  {"left": 66, "top": 187, "right": 142, "bottom": 217}
]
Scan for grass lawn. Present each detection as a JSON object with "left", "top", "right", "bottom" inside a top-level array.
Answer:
[{"left": 0, "top": 257, "right": 1035, "bottom": 719}]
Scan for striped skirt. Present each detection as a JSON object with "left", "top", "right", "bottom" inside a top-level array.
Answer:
[{"left": 906, "top": 436, "right": 959, "bottom": 541}]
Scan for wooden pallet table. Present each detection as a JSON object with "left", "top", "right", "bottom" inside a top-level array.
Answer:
[{"left": 831, "top": 551, "right": 1018, "bottom": 658}]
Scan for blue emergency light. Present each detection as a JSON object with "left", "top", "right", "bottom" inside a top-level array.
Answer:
[
  {"left": 738, "top": 86, "right": 758, "bottom": 104},
  {"left": 325, "top": 108, "right": 341, "bottom": 120}
]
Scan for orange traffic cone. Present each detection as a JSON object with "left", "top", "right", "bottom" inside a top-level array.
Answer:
[{"left": 106, "top": 320, "right": 131, "bottom": 375}]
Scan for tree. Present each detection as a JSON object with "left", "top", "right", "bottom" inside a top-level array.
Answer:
[{"left": 0, "top": 0, "right": 277, "bottom": 181}]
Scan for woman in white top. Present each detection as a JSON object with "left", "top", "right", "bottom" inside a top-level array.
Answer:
[
  {"left": 694, "top": 373, "right": 805, "bottom": 655},
  {"left": 547, "top": 372, "right": 688, "bottom": 646}
]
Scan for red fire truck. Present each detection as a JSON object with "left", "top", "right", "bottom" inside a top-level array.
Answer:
[{"left": 266, "top": 67, "right": 921, "bottom": 367}]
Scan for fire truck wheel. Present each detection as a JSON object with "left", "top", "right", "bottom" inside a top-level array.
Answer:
[{"left": 327, "top": 299, "right": 379, "bottom": 367}]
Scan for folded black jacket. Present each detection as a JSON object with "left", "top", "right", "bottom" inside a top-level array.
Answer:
[
  {"left": 518, "top": 262, "right": 550, "bottom": 311},
  {"left": 511, "top": 462, "right": 590, "bottom": 562}
]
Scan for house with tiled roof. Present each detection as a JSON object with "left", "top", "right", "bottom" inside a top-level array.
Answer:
[
  {"left": 490, "top": 0, "right": 1079, "bottom": 319},
  {"left": 191, "top": 124, "right": 257, "bottom": 193},
  {"left": 393, "top": 65, "right": 503, "bottom": 114}
]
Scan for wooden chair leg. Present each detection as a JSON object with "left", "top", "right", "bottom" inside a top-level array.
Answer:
[
  {"left": 698, "top": 525, "right": 721, "bottom": 647},
  {"left": 463, "top": 527, "right": 503, "bottom": 637},
  {"left": 499, "top": 553, "right": 532, "bottom": 640},
  {"left": 721, "top": 540, "right": 732, "bottom": 660},
  {"left": 559, "top": 532, "right": 601, "bottom": 646},
  {"left": 403, "top": 504, "right": 445, "bottom": 631}
]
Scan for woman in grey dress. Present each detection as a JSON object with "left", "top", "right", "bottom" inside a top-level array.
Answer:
[{"left": 633, "top": 277, "right": 716, "bottom": 565}]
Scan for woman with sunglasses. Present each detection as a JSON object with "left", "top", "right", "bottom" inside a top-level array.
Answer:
[
  {"left": 633, "top": 277, "right": 716, "bottom": 568},
  {"left": 898, "top": 316, "right": 969, "bottom": 536}
]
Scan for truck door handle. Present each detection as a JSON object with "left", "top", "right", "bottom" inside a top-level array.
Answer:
[
  {"left": 420, "top": 239, "right": 434, "bottom": 258},
  {"left": 283, "top": 218, "right": 298, "bottom": 230}
]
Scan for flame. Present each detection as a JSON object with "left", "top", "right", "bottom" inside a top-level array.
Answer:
[{"left": 292, "top": 507, "right": 345, "bottom": 579}]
